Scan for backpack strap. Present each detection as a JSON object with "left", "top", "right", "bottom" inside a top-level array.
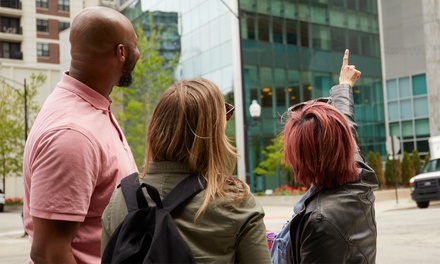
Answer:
[
  {"left": 162, "top": 173, "right": 207, "bottom": 213},
  {"left": 120, "top": 172, "right": 142, "bottom": 212}
]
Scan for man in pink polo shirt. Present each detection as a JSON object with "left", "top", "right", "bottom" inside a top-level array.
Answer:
[{"left": 23, "top": 6, "right": 140, "bottom": 263}]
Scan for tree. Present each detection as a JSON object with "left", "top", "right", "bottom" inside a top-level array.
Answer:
[
  {"left": 384, "top": 154, "right": 401, "bottom": 187},
  {"left": 112, "top": 22, "right": 179, "bottom": 168},
  {"left": 375, "top": 152, "right": 385, "bottom": 187},
  {"left": 423, "top": 152, "right": 430, "bottom": 169},
  {"left": 254, "top": 135, "right": 294, "bottom": 186},
  {"left": 367, "top": 151, "right": 385, "bottom": 187},
  {"left": 401, "top": 151, "right": 415, "bottom": 186},
  {"left": 0, "top": 73, "right": 46, "bottom": 193},
  {"left": 412, "top": 149, "right": 422, "bottom": 175}
]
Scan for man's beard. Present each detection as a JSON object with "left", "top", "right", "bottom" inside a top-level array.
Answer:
[{"left": 118, "top": 51, "right": 136, "bottom": 87}]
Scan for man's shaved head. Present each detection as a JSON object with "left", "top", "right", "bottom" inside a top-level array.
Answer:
[{"left": 70, "top": 6, "right": 136, "bottom": 58}]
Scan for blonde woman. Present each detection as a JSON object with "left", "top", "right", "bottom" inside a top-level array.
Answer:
[{"left": 101, "top": 78, "right": 271, "bottom": 263}]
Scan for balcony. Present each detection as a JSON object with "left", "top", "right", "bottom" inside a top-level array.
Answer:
[
  {"left": 1, "top": 26, "right": 21, "bottom": 34},
  {"left": 0, "top": 51, "right": 22, "bottom": 60},
  {"left": 0, "top": 0, "right": 21, "bottom": 9}
]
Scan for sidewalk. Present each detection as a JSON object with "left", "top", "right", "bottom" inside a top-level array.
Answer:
[{"left": 255, "top": 188, "right": 411, "bottom": 207}]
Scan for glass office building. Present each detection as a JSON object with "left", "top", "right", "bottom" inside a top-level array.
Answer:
[
  {"left": 239, "top": 0, "right": 384, "bottom": 191},
  {"left": 123, "top": 0, "right": 385, "bottom": 192}
]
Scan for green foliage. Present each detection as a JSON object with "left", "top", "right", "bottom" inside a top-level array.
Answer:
[
  {"left": 112, "top": 21, "right": 179, "bottom": 169},
  {"left": 412, "top": 149, "right": 422, "bottom": 174},
  {"left": 0, "top": 73, "right": 46, "bottom": 193},
  {"left": 375, "top": 152, "right": 385, "bottom": 187},
  {"left": 401, "top": 151, "right": 415, "bottom": 186},
  {"left": 423, "top": 152, "right": 430, "bottom": 169},
  {"left": 384, "top": 154, "right": 402, "bottom": 187},
  {"left": 253, "top": 135, "right": 294, "bottom": 185},
  {"left": 367, "top": 151, "right": 385, "bottom": 187}
]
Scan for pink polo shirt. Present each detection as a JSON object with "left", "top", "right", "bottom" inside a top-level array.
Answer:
[{"left": 23, "top": 72, "right": 138, "bottom": 263}]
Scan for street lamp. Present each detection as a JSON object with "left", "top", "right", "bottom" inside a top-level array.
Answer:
[{"left": 245, "top": 99, "right": 261, "bottom": 193}]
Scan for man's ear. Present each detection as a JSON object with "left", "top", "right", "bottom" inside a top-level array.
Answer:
[{"left": 116, "top": 44, "right": 125, "bottom": 62}]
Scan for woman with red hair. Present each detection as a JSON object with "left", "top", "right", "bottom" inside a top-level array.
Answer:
[{"left": 283, "top": 50, "right": 378, "bottom": 264}]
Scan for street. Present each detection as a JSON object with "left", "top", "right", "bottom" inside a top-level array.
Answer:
[{"left": 1, "top": 199, "right": 439, "bottom": 263}]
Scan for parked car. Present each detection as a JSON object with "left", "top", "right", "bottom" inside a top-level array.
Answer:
[
  {"left": 0, "top": 189, "right": 5, "bottom": 212},
  {"left": 409, "top": 157, "right": 440, "bottom": 208}
]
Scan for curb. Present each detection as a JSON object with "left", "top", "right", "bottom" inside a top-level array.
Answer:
[{"left": 255, "top": 188, "right": 411, "bottom": 207}]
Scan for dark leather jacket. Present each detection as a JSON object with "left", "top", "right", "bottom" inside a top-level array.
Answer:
[{"left": 286, "top": 84, "right": 379, "bottom": 264}]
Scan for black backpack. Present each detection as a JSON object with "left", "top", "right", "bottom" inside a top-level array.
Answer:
[{"left": 102, "top": 172, "right": 206, "bottom": 264}]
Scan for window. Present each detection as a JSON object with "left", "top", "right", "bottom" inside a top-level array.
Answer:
[
  {"left": 300, "top": 22, "right": 309, "bottom": 47},
  {"left": 387, "top": 79, "right": 398, "bottom": 100},
  {"left": 286, "top": 19, "right": 298, "bottom": 45},
  {"left": 58, "top": 0, "right": 69, "bottom": 12},
  {"left": 37, "top": 43, "right": 49, "bottom": 57},
  {"left": 58, "top": 22, "right": 70, "bottom": 32},
  {"left": 412, "top": 74, "right": 427, "bottom": 95},
  {"left": 272, "top": 18, "right": 283, "bottom": 44},
  {"left": 36, "top": 19, "right": 49, "bottom": 33},
  {"left": 1, "top": 17, "right": 19, "bottom": 34},
  {"left": 36, "top": 0, "right": 48, "bottom": 8},
  {"left": 0, "top": 42, "right": 21, "bottom": 59},
  {"left": 399, "top": 77, "right": 411, "bottom": 98},
  {"left": 311, "top": 24, "right": 330, "bottom": 50},
  {"left": 258, "top": 15, "right": 269, "bottom": 42}
]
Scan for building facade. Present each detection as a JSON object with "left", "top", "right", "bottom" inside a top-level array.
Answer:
[
  {"left": 379, "top": 0, "right": 440, "bottom": 161},
  {"left": 119, "top": 0, "right": 385, "bottom": 192}
]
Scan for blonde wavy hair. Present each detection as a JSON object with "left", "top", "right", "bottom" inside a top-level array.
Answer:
[{"left": 141, "top": 78, "right": 250, "bottom": 220}]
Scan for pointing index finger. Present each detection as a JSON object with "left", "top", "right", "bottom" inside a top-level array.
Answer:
[{"left": 342, "top": 49, "right": 349, "bottom": 67}]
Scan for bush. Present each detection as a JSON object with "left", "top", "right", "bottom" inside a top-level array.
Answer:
[
  {"left": 274, "top": 185, "right": 308, "bottom": 195},
  {"left": 5, "top": 197, "right": 23, "bottom": 206}
]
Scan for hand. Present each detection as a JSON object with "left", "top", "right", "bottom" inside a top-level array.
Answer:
[{"left": 339, "top": 49, "right": 361, "bottom": 87}]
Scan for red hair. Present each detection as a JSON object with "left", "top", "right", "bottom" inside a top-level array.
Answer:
[{"left": 283, "top": 102, "right": 359, "bottom": 189}]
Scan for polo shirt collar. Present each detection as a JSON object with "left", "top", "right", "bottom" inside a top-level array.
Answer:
[{"left": 58, "top": 71, "right": 111, "bottom": 111}]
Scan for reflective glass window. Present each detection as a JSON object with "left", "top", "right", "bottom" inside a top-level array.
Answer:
[
  {"left": 415, "top": 119, "right": 430, "bottom": 137},
  {"left": 402, "top": 121, "right": 414, "bottom": 139},
  {"left": 272, "top": 0, "right": 284, "bottom": 16},
  {"left": 347, "top": 12, "right": 358, "bottom": 30},
  {"left": 242, "top": 13, "right": 256, "bottom": 40},
  {"left": 348, "top": 31, "right": 359, "bottom": 54},
  {"left": 311, "top": 24, "right": 330, "bottom": 50},
  {"left": 412, "top": 74, "right": 427, "bottom": 95},
  {"left": 260, "top": 67, "right": 273, "bottom": 107},
  {"left": 286, "top": 19, "right": 298, "bottom": 45},
  {"left": 388, "top": 101, "right": 399, "bottom": 121},
  {"left": 331, "top": 27, "right": 346, "bottom": 52},
  {"left": 287, "top": 70, "right": 300, "bottom": 106},
  {"left": 298, "top": 3, "right": 310, "bottom": 22},
  {"left": 403, "top": 141, "right": 414, "bottom": 153},
  {"left": 414, "top": 97, "right": 429, "bottom": 117},
  {"left": 300, "top": 22, "right": 309, "bottom": 47},
  {"left": 274, "top": 68, "right": 286, "bottom": 107},
  {"left": 387, "top": 79, "right": 398, "bottom": 100},
  {"left": 257, "top": 0, "right": 268, "bottom": 14},
  {"left": 258, "top": 15, "right": 269, "bottom": 42},
  {"left": 284, "top": 1, "right": 298, "bottom": 19},
  {"left": 329, "top": 9, "right": 346, "bottom": 28},
  {"left": 311, "top": 5, "right": 328, "bottom": 24},
  {"left": 416, "top": 140, "right": 429, "bottom": 153},
  {"left": 400, "top": 99, "right": 412, "bottom": 119},
  {"left": 389, "top": 122, "right": 401, "bottom": 138},
  {"left": 272, "top": 17, "right": 284, "bottom": 44},
  {"left": 399, "top": 77, "right": 411, "bottom": 98},
  {"left": 300, "top": 71, "right": 313, "bottom": 101}
]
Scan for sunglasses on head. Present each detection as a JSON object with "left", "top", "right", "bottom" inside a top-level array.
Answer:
[
  {"left": 288, "top": 97, "right": 332, "bottom": 113},
  {"left": 225, "top": 102, "right": 235, "bottom": 121}
]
